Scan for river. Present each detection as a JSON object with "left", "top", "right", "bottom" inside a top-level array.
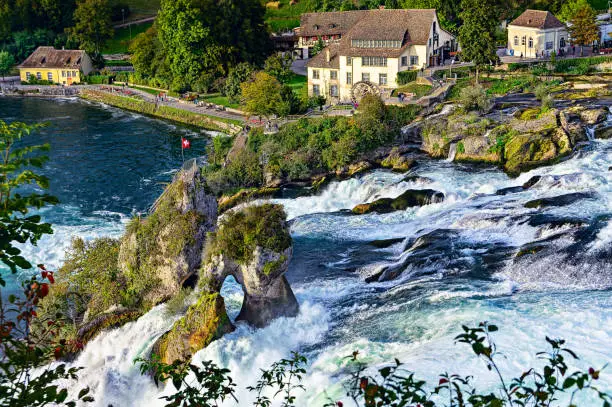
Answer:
[{"left": 1, "top": 96, "right": 611, "bottom": 406}]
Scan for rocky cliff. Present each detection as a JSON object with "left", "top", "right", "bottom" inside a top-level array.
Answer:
[{"left": 153, "top": 203, "right": 299, "bottom": 364}]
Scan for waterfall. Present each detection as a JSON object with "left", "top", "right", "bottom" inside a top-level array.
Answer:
[
  {"left": 446, "top": 142, "right": 457, "bottom": 162},
  {"left": 586, "top": 126, "right": 595, "bottom": 141}
]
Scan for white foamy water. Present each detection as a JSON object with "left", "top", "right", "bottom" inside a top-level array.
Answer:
[{"left": 33, "top": 121, "right": 612, "bottom": 405}]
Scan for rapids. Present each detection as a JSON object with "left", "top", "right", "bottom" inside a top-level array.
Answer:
[{"left": 1, "top": 97, "right": 611, "bottom": 406}]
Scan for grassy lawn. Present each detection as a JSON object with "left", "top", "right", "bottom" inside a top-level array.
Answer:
[
  {"left": 199, "top": 93, "right": 241, "bottom": 109},
  {"left": 286, "top": 73, "right": 308, "bottom": 99},
  {"left": 129, "top": 85, "right": 179, "bottom": 98},
  {"left": 103, "top": 21, "right": 153, "bottom": 54},
  {"left": 391, "top": 83, "right": 432, "bottom": 98},
  {"left": 264, "top": 0, "right": 314, "bottom": 32},
  {"left": 119, "top": 0, "right": 160, "bottom": 18}
]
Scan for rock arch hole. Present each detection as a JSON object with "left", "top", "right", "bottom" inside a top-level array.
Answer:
[{"left": 220, "top": 275, "right": 244, "bottom": 322}]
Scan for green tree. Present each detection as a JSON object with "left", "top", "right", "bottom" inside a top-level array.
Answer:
[
  {"left": 241, "top": 71, "right": 286, "bottom": 118},
  {"left": 0, "top": 121, "right": 93, "bottom": 406},
  {"left": 0, "top": 0, "right": 11, "bottom": 43},
  {"left": 458, "top": 0, "right": 499, "bottom": 83},
  {"left": 569, "top": 5, "right": 599, "bottom": 56},
  {"left": 558, "top": 0, "right": 591, "bottom": 21},
  {"left": 224, "top": 62, "right": 255, "bottom": 103},
  {"left": 264, "top": 52, "right": 294, "bottom": 84},
  {"left": 129, "top": 25, "right": 168, "bottom": 81},
  {"left": 0, "top": 51, "right": 14, "bottom": 81},
  {"left": 0, "top": 121, "right": 58, "bottom": 280},
  {"left": 67, "top": 0, "right": 113, "bottom": 55},
  {"left": 311, "top": 38, "right": 325, "bottom": 57},
  {"left": 157, "top": 0, "right": 223, "bottom": 92}
]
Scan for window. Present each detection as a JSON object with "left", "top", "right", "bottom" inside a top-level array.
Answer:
[
  {"left": 346, "top": 72, "right": 352, "bottom": 85},
  {"left": 47, "top": 72, "right": 53, "bottom": 81},
  {"left": 330, "top": 85, "right": 338, "bottom": 97},
  {"left": 521, "top": 36, "right": 526, "bottom": 46},
  {"left": 62, "top": 71, "right": 66, "bottom": 77},
  {"left": 313, "top": 84, "right": 320, "bottom": 96},
  {"left": 410, "top": 55, "right": 419, "bottom": 66},
  {"left": 26, "top": 72, "right": 31, "bottom": 80},
  {"left": 346, "top": 56, "right": 352, "bottom": 66},
  {"left": 433, "top": 21, "right": 436, "bottom": 33},
  {"left": 36, "top": 72, "right": 42, "bottom": 80},
  {"left": 514, "top": 36, "right": 519, "bottom": 46},
  {"left": 528, "top": 37, "right": 533, "bottom": 48},
  {"left": 401, "top": 56, "right": 408, "bottom": 66},
  {"left": 362, "top": 56, "right": 387, "bottom": 67},
  {"left": 379, "top": 73, "right": 387, "bottom": 86},
  {"left": 73, "top": 71, "right": 78, "bottom": 77},
  {"left": 428, "top": 38, "right": 432, "bottom": 47},
  {"left": 351, "top": 39, "right": 401, "bottom": 48},
  {"left": 560, "top": 37, "right": 566, "bottom": 48},
  {"left": 330, "top": 70, "right": 338, "bottom": 80},
  {"left": 67, "top": 71, "right": 72, "bottom": 78},
  {"left": 545, "top": 41, "right": 553, "bottom": 50},
  {"left": 312, "top": 70, "right": 320, "bottom": 79},
  {"left": 362, "top": 73, "right": 370, "bottom": 82}
]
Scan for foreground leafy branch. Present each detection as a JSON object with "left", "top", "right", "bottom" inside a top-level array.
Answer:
[{"left": 137, "top": 322, "right": 611, "bottom": 407}]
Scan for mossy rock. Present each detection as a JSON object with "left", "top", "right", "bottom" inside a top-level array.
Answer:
[
  {"left": 353, "top": 189, "right": 444, "bottom": 214},
  {"left": 515, "top": 245, "right": 546, "bottom": 258},
  {"left": 77, "top": 309, "right": 142, "bottom": 345},
  {"left": 218, "top": 187, "right": 280, "bottom": 213},
  {"left": 594, "top": 124, "right": 612, "bottom": 140},
  {"left": 152, "top": 292, "right": 233, "bottom": 365},
  {"left": 380, "top": 148, "right": 417, "bottom": 173},
  {"left": 503, "top": 132, "right": 558, "bottom": 176}
]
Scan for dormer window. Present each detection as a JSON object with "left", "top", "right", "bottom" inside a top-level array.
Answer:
[
  {"left": 329, "top": 23, "right": 336, "bottom": 28},
  {"left": 313, "top": 24, "right": 319, "bottom": 30},
  {"left": 40, "top": 57, "right": 46, "bottom": 64},
  {"left": 66, "top": 57, "right": 71, "bottom": 64},
  {"left": 76, "top": 57, "right": 82, "bottom": 64}
]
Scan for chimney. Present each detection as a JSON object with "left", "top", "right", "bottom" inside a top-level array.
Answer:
[
  {"left": 326, "top": 48, "right": 330, "bottom": 62},
  {"left": 379, "top": 5, "right": 385, "bottom": 9}
]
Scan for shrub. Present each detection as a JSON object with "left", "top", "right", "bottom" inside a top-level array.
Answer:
[
  {"left": 205, "top": 149, "right": 264, "bottom": 195},
  {"left": 458, "top": 85, "right": 491, "bottom": 112},
  {"left": 206, "top": 204, "right": 291, "bottom": 264},
  {"left": 397, "top": 70, "right": 418, "bottom": 85},
  {"left": 164, "top": 288, "right": 194, "bottom": 317}
]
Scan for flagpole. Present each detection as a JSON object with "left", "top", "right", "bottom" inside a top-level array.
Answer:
[{"left": 181, "top": 143, "right": 184, "bottom": 163}]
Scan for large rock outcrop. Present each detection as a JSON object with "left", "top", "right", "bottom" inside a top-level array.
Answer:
[
  {"left": 419, "top": 107, "right": 602, "bottom": 176},
  {"left": 119, "top": 165, "right": 218, "bottom": 306},
  {"left": 153, "top": 204, "right": 299, "bottom": 364}
]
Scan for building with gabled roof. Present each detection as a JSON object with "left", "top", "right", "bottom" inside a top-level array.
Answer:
[
  {"left": 17, "top": 46, "right": 93, "bottom": 85},
  {"left": 507, "top": 10, "right": 569, "bottom": 58},
  {"left": 304, "top": 9, "right": 457, "bottom": 103}
]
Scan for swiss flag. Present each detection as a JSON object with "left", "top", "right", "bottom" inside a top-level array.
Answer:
[{"left": 181, "top": 138, "right": 191, "bottom": 149}]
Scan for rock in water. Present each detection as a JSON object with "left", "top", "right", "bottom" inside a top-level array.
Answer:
[
  {"left": 152, "top": 293, "right": 233, "bottom": 365},
  {"left": 118, "top": 166, "right": 218, "bottom": 306},
  {"left": 353, "top": 189, "right": 445, "bottom": 214},
  {"left": 524, "top": 192, "right": 595, "bottom": 209},
  {"left": 153, "top": 204, "right": 298, "bottom": 364}
]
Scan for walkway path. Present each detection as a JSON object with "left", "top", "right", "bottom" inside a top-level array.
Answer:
[{"left": 98, "top": 85, "right": 246, "bottom": 123}]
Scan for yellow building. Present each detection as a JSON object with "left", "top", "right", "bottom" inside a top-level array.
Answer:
[
  {"left": 305, "top": 9, "right": 457, "bottom": 104},
  {"left": 18, "top": 46, "right": 93, "bottom": 85},
  {"left": 507, "top": 10, "right": 568, "bottom": 59}
]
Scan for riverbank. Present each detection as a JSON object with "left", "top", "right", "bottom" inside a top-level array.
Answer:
[{"left": 80, "top": 89, "right": 243, "bottom": 134}]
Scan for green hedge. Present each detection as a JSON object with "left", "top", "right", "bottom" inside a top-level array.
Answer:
[
  {"left": 84, "top": 74, "right": 113, "bottom": 85},
  {"left": 397, "top": 70, "right": 418, "bottom": 85}
]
